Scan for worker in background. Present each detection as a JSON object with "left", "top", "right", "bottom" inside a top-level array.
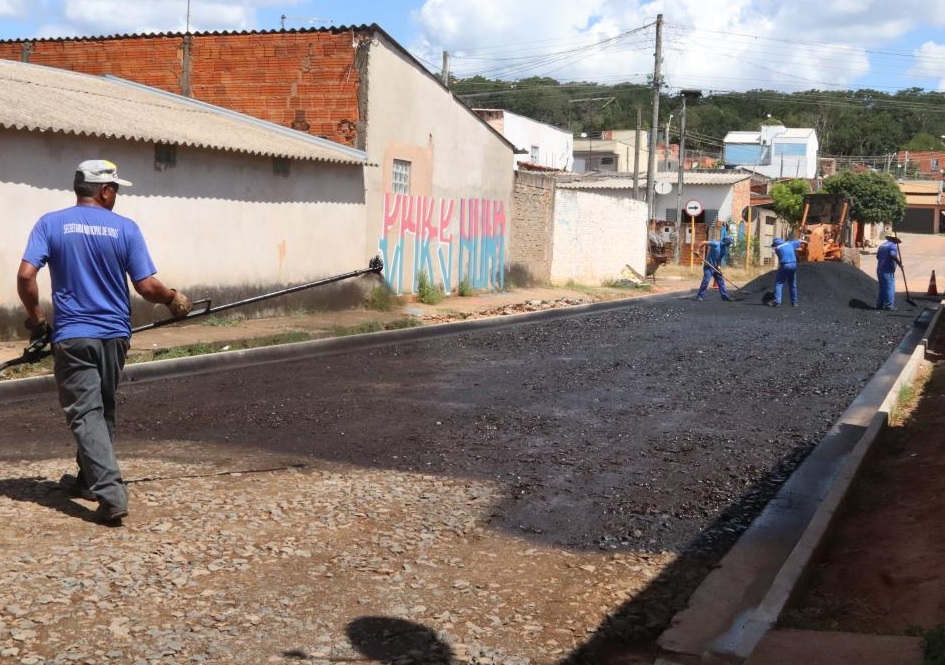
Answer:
[
  {"left": 768, "top": 236, "right": 808, "bottom": 307},
  {"left": 875, "top": 234, "right": 902, "bottom": 310},
  {"left": 694, "top": 236, "right": 733, "bottom": 301}
]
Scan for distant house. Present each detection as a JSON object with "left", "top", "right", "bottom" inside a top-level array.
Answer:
[
  {"left": 572, "top": 129, "right": 649, "bottom": 174},
  {"left": 897, "top": 180, "right": 945, "bottom": 234},
  {"left": 0, "top": 58, "right": 369, "bottom": 327},
  {"left": 474, "top": 109, "right": 573, "bottom": 171},
  {"left": 895, "top": 151, "right": 945, "bottom": 180},
  {"left": 723, "top": 125, "right": 819, "bottom": 180},
  {"left": 0, "top": 25, "right": 516, "bottom": 294}
]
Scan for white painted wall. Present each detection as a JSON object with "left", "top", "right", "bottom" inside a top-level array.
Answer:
[
  {"left": 0, "top": 130, "right": 367, "bottom": 310},
  {"left": 657, "top": 184, "right": 737, "bottom": 223},
  {"left": 498, "top": 111, "right": 573, "bottom": 171},
  {"left": 364, "top": 36, "right": 515, "bottom": 294},
  {"left": 550, "top": 189, "right": 648, "bottom": 284}
]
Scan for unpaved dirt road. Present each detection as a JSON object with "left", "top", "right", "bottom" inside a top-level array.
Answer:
[{"left": 0, "top": 263, "right": 919, "bottom": 664}]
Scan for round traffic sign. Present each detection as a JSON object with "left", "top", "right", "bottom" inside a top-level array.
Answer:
[{"left": 685, "top": 199, "right": 704, "bottom": 217}]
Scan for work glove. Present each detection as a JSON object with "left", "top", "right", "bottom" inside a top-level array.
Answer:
[
  {"left": 24, "top": 318, "right": 51, "bottom": 351},
  {"left": 165, "top": 290, "right": 193, "bottom": 319}
]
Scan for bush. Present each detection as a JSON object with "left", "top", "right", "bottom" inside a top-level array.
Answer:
[
  {"left": 457, "top": 279, "right": 473, "bottom": 297},
  {"left": 416, "top": 273, "right": 444, "bottom": 305},
  {"left": 364, "top": 285, "right": 396, "bottom": 311}
]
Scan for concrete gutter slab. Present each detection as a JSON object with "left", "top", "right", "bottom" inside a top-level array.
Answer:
[{"left": 658, "top": 307, "right": 936, "bottom": 661}]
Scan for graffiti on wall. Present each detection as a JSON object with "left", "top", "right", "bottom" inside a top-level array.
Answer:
[{"left": 379, "top": 192, "right": 507, "bottom": 294}]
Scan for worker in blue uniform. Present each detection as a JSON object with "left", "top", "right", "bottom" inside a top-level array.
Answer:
[
  {"left": 875, "top": 234, "right": 902, "bottom": 310},
  {"left": 768, "top": 236, "right": 808, "bottom": 307},
  {"left": 695, "top": 236, "right": 733, "bottom": 301}
]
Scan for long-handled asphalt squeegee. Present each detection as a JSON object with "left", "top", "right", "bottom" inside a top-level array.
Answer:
[
  {"left": 691, "top": 251, "right": 743, "bottom": 291},
  {"left": 0, "top": 256, "right": 385, "bottom": 374},
  {"left": 132, "top": 255, "right": 384, "bottom": 333}
]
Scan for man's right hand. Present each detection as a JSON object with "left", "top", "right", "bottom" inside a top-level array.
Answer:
[{"left": 166, "top": 290, "right": 193, "bottom": 319}]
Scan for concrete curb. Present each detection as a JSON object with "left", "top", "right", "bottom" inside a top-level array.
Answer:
[
  {"left": 0, "top": 290, "right": 691, "bottom": 400},
  {"left": 658, "top": 305, "right": 938, "bottom": 662}
]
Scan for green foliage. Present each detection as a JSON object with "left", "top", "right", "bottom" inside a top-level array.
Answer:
[
  {"left": 364, "top": 285, "right": 397, "bottom": 311},
  {"left": 451, "top": 76, "right": 945, "bottom": 157},
  {"left": 821, "top": 170, "right": 906, "bottom": 226},
  {"left": 770, "top": 179, "right": 812, "bottom": 226},
  {"left": 416, "top": 272, "right": 444, "bottom": 305},
  {"left": 903, "top": 132, "right": 945, "bottom": 151},
  {"left": 457, "top": 279, "right": 473, "bottom": 297},
  {"left": 204, "top": 315, "right": 241, "bottom": 327},
  {"left": 905, "top": 624, "right": 945, "bottom": 664}
]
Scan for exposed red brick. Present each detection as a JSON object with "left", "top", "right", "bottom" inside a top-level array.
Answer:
[{"left": 0, "top": 31, "right": 363, "bottom": 146}]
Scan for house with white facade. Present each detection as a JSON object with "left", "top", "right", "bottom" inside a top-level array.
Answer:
[
  {"left": 474, "top": 109, "right": 573, "bottom": 171},
  {"left": 0, "top": 25, "right": 517, "bottom": 296},
  {"left": 723, "top": 124, "right": 819, "bottom": 180},
  {"left": 0, "top": 58, "right": 369, "bottom": 334},
  {"left": 572, "top": 129, "right": 649, "bottom": 174}
]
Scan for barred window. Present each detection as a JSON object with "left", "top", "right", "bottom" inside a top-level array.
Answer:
[{"left": 392, "top": 159, "right": 411, "bottom": 195}]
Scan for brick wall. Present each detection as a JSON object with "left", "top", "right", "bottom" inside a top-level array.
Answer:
[
  {"left": 0, "top": 31, "right": 363, "bottom": 146},
  {"left": 509, "top": 171, "right": 555, "bottom": 285}
]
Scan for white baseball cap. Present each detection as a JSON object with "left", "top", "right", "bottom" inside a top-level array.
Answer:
[{"left": 74, "top": 160, "right": 133, "bottom": 187}]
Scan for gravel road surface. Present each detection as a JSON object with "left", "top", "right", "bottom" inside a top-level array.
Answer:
[{"left": 0, "top": 262, "right": 919, "bottom": 664}]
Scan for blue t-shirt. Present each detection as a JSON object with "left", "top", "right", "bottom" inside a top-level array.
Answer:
[
  {"left": 22, "top": 205, "right": 157, "bottom": 342},
  {"left": 704, "top": 240, "right": 721, "bottom": 267},
  {"left": 876, "top": 240, "right": 900, "bottom": 274},
  {"left": 774, "top": 240, "right": 803, "bottom": 265}
]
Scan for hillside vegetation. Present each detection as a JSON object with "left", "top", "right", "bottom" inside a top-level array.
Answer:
[{"left": 452, "top": 76, "right": 945, "bottom": 161}]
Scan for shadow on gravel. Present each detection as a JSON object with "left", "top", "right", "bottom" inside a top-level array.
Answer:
[
  {"left": 0, "top": 476, "right": 105, "bottom": 524},
  {"left": 345, "top": 617, "right": 453, "bottom": 664}
]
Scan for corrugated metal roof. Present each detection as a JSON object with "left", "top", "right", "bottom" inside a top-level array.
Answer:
[
  {"left": 557, "top": 172, "right": 751, "bottom": 189},
  {"left": 0, "top": 58, "right": 368, "bottom": 165}
]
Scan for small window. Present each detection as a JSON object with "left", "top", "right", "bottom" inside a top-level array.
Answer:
[
  {"left": 154, "top": 144, "right": 177, "bottom": 171},
  {"left": 600, "top": 156, "right": 614, "bottom": 165},
  {"left": 273, "top": 157, "right": 291, "bottom": 177},
  {"left": 932, "top": 158, "right": 940, "bottom": 170},
  {"left": 529, "top": 145, "right": 540, "bottom": 163},
  {"left": 392, "top": 159, "right": 411, "bottom": 195}
]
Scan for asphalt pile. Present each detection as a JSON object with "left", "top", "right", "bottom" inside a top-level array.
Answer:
[{"left": 738, "top": 261, "right": 880, "bottom": 308}]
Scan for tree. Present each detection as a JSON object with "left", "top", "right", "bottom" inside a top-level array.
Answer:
[
  {"left": 820, "top": 170, "right": 906, "bottom": 227},
  {"left": 771, "top": 179, "right": 812, "bottom": 227}
]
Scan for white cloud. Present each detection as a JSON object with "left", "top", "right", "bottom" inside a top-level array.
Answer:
[
  {"left": 0, "top": 0, "right": 27, "bottom": 18},
  {"left": 411, "top": 0, "right": 943, "bottom": 92},
  {"left": 909, "top": 41, "right": 945, "bottom": 92}
]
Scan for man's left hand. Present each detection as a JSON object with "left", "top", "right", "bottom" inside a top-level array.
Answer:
[{"left": 24, "top": 318, "right": 51, "bottom": 350}]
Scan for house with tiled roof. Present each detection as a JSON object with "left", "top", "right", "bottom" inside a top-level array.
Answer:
[
  {"left": 0, "top": 25, "right": 516, "bottom": 294},
  {"left": 0, "top": 57, "right": 370, "bottom": 325}
]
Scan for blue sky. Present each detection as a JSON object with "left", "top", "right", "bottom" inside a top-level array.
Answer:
[{"left": 0, "top": 1, "right": 943, "bottom": 94}]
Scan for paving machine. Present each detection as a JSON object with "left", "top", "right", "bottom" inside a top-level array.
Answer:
[{"left": 796, "top": 193, "right": 860, "bottom": 267}]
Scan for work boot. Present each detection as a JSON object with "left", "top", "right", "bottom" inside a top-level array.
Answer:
[
  {"left": 94, "top": 502, "right": 128, "bottom": 525},
  {"left": 59, "top": 473, "right": 95, "bottom": 501}
]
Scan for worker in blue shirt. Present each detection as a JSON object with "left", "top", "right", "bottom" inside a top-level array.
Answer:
[
  {"left": 768, "top": 236, "right": 808, "bottom": 307},
  {"left": 695, "top": 236, "right": 733, "bottom": 301},
  {"left": 875, "top": 234, "right": 902, "bottom": 310}
]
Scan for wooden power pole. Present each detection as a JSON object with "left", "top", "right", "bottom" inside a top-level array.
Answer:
[{"left": 646, "top": 15, "right": 663, "bottom": 232}]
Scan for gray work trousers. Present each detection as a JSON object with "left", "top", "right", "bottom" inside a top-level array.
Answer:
[{"left": 54, "top": 337, "right": 130, "bottom": 511}]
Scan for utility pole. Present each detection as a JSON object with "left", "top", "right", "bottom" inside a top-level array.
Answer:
[
  {"left": 646, "top": 14, "right": 663, "bottom": 236},
  {"left": 441, "top": 51, "right": 450, "bottom": 87},
  {"left": 675, "top": 89, "right": 702, "bottom": 255},
  {"left": 633, "top": 106, "right": 642, "bottom": 199}
]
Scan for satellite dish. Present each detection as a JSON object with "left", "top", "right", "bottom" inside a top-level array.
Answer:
[{"left": 654, "top": 181, "right": 672, "bottom": 195}]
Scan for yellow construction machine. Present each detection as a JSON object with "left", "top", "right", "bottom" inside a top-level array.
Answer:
[{"left": 796, "top": 193, "right": 860, "bottom": 267}]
